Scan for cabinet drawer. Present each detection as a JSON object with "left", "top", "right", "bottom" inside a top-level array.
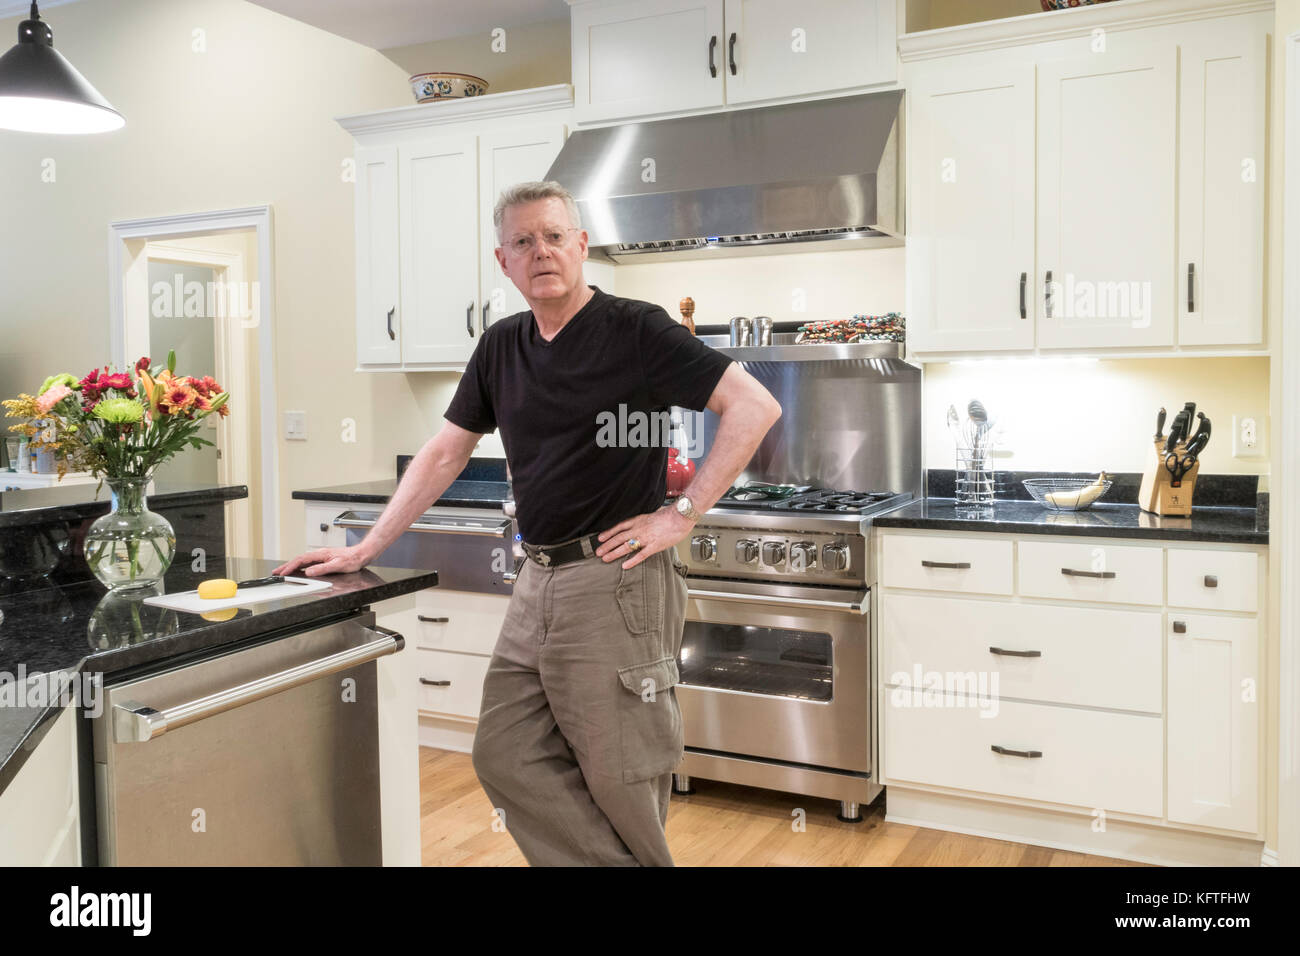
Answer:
[
  {"left": 881, "top": 534, "right": 1013, "bottom": 595},
  {"left": 302, "top": 502, "right": 348, "bottom": 549},
  {"left": 1018, "top": 540, "right": 1162, "bottom": 605},
  {"left": 1167, "top": 548, "right": 1259, "bottom": 613},
  {"left": 882, "top": 594, "right": 1162, "bottom": 713},
  {"left": 884, "top": 694, "right": 1162, "bottom": 816},
  {"left": 415, "top": 648, "right": 491, "bottom": 720},
  {"left": 410, "top": 589, "right": 509, "bottom": 655}
]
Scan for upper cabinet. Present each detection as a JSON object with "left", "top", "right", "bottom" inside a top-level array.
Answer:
[
  {"left": 902, "top": 0, "right": 1270, "bottom": 357},
  {"left": 339, "top": 87, "right": 573, "bottom": 372},
  {"left": 569, "top": 0, "right": 897, "bottom": 125}
]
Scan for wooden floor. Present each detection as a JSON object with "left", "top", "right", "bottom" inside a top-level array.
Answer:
[{"left": 419, "top": 748, "right": 1146, "bottom": 866}]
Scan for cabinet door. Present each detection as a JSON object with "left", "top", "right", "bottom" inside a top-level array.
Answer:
[
  {"left": 399, "top": 136, "right": 480, "bottom": 367},
  {"left": 1167, "top": 614, "right": 1260, "bottom": 833},
  {"left": 1177, "top": 25, "right": 1267, "bottom": 346},
  {"left": 478, "top": 124, "right": 568, "bottom": 328},
  {"left": 1036, "top": 49, "right": 1176, "bottom": 349},
  {"left": 722, "top": 0, "right": 895, "bottom": 105},
  {"left": 906, "top": 63, "right": 1035, "bottom": 352},
  {"left": 572, "top": 0, "right": 725, "bottom": 124},
  {"left": 355, "top": 145, "right": 401, "bottom": 366}
]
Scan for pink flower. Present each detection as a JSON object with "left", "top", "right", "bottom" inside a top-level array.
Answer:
[
  {"left": 102, "top": 372, "right": 133, "bottom": 391},
  {"left": 36, "top": 384, "right": 72, "bottom": 414}
]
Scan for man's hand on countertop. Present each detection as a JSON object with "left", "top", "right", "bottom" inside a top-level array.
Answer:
[{"left": 272, "top": 544, "right": 370, "bottom": 577}]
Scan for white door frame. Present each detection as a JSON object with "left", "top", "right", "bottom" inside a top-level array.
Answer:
[
  {"left": 1278, "top": 30, "right": 1300, "bottom": 869},
  {"left": 108, "top": 205, "right": 279, "bottom": 560}
]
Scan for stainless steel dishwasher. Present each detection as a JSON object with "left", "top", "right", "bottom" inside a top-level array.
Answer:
[{"left": 92, "top": 610, "right": 403, "bottom": 866}]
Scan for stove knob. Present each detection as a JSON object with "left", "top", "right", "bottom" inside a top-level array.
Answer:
[
  {"left": 822, "top": 543, "right": 850, "bottom": 572},
  {"left": 735, "top": 539, "right": 759, "bottom": 564},
  {"left": 761, "top": 541, "right": 786, "bottom": 566},
  {"left": 790, "top": 541, "right": 818, "bottom": 571},
  {"left": 690, "top": 535, "right": 718, "bottom": 563},
  {"left": 502, "top": 499, "right": 516, "bottom": 518}
]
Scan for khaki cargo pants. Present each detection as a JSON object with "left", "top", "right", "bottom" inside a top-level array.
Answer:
[{"left": 470, "top": 540, "right": 689, "bottom": 866}]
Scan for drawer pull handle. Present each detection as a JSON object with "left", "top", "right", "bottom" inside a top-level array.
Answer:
[
  {"left": 921, "top": 560, "right": 971, "bottom": 569},
  {"left": 419, "top": 678, "right": 451, "bottom": 686},
  {"left": 1061, "top": 567, "right": 1116, "bottom": 579},
  {"left": 989, "top": 646, "right": 1042, "bottom": 658},
  {"left": 418, "top": 615, "right": 449, "bottom": 623},
  {"left": 1172, "top": 620, "right": 1187, "bottom": 634},
  {"left": 1204, "top": 574, "right": 1218, "bottom": 588},
  {"left": 991, "top": 745, "right": 1042, "bottom": 759},
  {"left": 319, "top": 523, "right": 328, "bottom": 533}
]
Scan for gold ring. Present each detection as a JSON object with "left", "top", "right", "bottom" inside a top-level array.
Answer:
[{"left": 627, "top": 537, "right": 641, "bottom": 551}]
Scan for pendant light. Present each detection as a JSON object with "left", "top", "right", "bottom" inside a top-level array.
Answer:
[{"left": 0, "top": 2, "right": 123, "bottom": 134}]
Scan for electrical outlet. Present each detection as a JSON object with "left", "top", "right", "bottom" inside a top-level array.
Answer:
[
  {"left": 1232, "top": 413, "right": 1266, "bottom": 459},
  {"left": 284, "top": 410, "right": 307, "bottom": 441}
]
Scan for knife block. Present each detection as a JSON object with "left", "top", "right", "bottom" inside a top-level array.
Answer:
[{"left": 1138, "top": 438, "right": 1201, "bottom": 516}]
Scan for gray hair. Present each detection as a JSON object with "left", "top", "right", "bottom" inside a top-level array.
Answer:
[{"left": 493, "top": 181, "right": 582, "bottom": 244}]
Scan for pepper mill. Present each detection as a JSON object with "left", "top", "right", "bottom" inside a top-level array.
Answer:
[{"left": 678, "top": 296, "right": 696, "bottom": 335}]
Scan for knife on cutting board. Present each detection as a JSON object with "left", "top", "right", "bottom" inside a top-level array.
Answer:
[{"left": 235, "top": 575, "right": 310, "bottom": 589}]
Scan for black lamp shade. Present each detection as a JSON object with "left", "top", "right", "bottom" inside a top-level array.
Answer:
[{"left": 0, "top": 8, "right": 124, "bottom": 134}]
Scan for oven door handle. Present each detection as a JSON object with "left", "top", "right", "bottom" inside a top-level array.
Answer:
[
  {"left": 333, "top": 512, "right": 510, "bottom": 537},
  {"left": 111, "top": 624, "right": 405, "bottom": 743},
  {"left": 686, "top": 587, "right": 868, "bottom": 614}
]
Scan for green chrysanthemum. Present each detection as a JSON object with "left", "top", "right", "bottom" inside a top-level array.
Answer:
[
  {"left": 39, "top": 373, "right": 80, "bottom": 395},
  {"left": 92, "top": 398, "right": 145, "bottom": 423}
]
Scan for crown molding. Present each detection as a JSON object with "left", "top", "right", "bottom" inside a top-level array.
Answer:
[
  {"left": 899, "top": 0, "right": 1274, "bottom": 62},
  {"left": 336, "top": 83, "right": 573, "bottom": 136}
]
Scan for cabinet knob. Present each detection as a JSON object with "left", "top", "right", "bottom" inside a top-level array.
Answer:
[
  {"left": 319, "top": 523, "right": 328, "bottom": 532},
  {"left": 1204, "top": 574, "right": 1218, "bottom": 588},
  {"left": 1173, "top": 620, "right": 1187, "bottom": 634}
]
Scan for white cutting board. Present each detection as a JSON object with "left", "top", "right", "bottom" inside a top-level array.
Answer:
[{"left": 143, "top": 576, "right": 334, "bottom": 613}]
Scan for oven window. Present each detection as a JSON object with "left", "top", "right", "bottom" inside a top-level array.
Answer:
[{"left": 677, "top": 622, "right": 833, "bottom": 701}]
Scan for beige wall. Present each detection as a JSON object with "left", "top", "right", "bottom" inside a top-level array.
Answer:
[
  {"left": 380, "top": 19, "right": 571, "bottom": 96},
  {"left": 0, "top": 0, "right": 432, "bottom": 559}
]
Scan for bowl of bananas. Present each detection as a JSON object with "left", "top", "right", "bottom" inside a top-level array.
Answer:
[{"left": 1023, "top": 473, "right": 1112, "bottom": 512}]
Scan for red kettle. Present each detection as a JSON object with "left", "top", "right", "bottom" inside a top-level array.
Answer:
[{"left": 666, "top": 447, "right": 695, "bottom": 498}]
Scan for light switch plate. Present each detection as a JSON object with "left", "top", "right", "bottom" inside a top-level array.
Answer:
[{"left": 284, "top": 410, "right": 307, "bottom": 441}]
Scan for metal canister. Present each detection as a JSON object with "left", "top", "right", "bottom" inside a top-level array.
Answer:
[
  {"left": 729, "top": 316, "right": 753, "bottom": 346},
  {"left": 754, "top": 315, "right": 774, "bottom": 345}
]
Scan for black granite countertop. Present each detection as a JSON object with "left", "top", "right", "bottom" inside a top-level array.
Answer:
[
  {"left": 292, "top": 478, "right": 509, "bottom": 510},
  {"left": 874, "top": 498, "right": 1268, "bottom": 544},
  {"left": 0, "top": 480, "right": 249, "bottom": 528},
  {"left": 0, "top": 556, "right": 437, "bottom": 794}
]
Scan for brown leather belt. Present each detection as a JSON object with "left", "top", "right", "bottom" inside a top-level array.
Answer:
[{"left": 521, "top": 533, "right": 603, "bottom": 568}]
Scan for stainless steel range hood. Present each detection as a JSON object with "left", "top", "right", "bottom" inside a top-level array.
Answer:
[{"left": 544, "top": 90, "right": 904, "bottom": 263}]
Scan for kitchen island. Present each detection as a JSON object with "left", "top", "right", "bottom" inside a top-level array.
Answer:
[{"left": 0, "top": 557, "right": 437, "bottom": 865}]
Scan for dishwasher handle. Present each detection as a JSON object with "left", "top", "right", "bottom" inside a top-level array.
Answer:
[
  {"left": 333, "top": 511, "right": 510, "bottom": 537},
  {"left": 112, "top": 623, "right": 405, "bottom": 743}
]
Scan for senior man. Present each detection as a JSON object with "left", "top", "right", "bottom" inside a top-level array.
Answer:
[{"left": 274, "top": 180, "right": 780, "bottom": 866}]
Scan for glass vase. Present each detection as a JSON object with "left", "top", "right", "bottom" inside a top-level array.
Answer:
[{"left": 84, "top": 477, "right": 176, "bottom": 590}]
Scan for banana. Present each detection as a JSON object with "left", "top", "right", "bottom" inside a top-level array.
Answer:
[{"left": 1045, "top": 471, "right": 1108, "bottom": 509}]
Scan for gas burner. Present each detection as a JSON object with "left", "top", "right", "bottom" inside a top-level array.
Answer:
[
  {"left": 711, "top": 482, "right": 815, "bottom": 507},
  {"left": 773, "top": 490, "right": 901, "bottom": 513}
]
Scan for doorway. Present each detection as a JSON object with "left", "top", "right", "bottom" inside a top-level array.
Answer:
[{"left": 108, "top": 207, "right": 278, "bottom": 560}]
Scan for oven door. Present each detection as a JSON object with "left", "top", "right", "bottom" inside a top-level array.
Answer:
[{"left": 679, "top": 578, "right": 870, "bottom": 774}]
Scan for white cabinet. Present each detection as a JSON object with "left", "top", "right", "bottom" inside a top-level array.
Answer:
[
  {"left": 339, "top": 87, "right": 573, "bottom": 371},
  {"left": 478, "top": 125, "right": 570, "bottom": 328},
  {"left": 572, "top": 0, "right": 725, "bottom": 124},
  {"left": 905, "top": 63, "right": 1035, "bottom": 352},
  {"left": 400, "top": 136, "right": 480, "bottom": 367},
  {"left": 1177, "top": 23, "right": 1267, "bottom": 346},
  {"left": 354, "top": 145, "right": 402, "bottom": 366},
  {"left": 0, "top": 706, "right": 81, "bottom": 866},
  {"left": 1036, "top": 48, "right": 1177, "bottom": 349},
  {"left": 901, "top": 3, "right": 1270, "bottom": 356},
  {"left": 722, "top": 0, "right": 895, "bottom": 105},
  {"left": 570, "top": 0, "right": 896, "bottom": 125},
  {"left": 1167, "top": 613, "right": 1259, "bottom": 833},
  {"left": 878, "top": 529, "right": 1267, "bottom": 852},
  {"left": 302, "top": 501, "right": 349, "bottom": 550}
]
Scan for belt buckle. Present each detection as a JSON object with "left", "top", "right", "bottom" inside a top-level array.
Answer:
[{"left": 533, "top": 548, "right": 552, "bottom": 567}]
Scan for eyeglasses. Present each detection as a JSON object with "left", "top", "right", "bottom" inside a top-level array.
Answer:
[{"left": 502, "top": 227, "right": 579, "bottom": 256}]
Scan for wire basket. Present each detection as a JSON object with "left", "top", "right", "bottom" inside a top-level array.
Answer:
[
  {"left": 955, "top": 447, "right": 996, "bottom": 505},
  {"left": 1023, "top": 477, "right": 1114, "bottom": 512}
]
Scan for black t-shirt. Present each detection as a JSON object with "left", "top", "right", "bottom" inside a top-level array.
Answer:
[{"left": 443, "top": 285, "right": 733, "bottom": 545}]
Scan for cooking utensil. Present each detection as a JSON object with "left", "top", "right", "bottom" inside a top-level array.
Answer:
[
  {"left": 1155, "top": 407, "right": 1166, "bottom": 441},
  {"left": 967, "top": 399, "right": 990, "bottom": 456},
  {"left": 1165, "top": 410, "right": 1188, "bottom": 454},
  {"left": 946, "top": 405, "right": 962, "bottom": 444},
  {"left": 235, "top": 575, "right": 310, "bottom": 589},
  {"left": 1164, "top": 450, "right": 1196, "bottom": 486}
]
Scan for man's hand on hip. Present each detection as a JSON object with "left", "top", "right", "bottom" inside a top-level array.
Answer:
[{"left": 596, "top": 506, "right": 694, "bottom": 569}]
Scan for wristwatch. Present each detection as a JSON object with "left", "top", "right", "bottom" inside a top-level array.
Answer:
[{"left": 674, "top": 494, "right": 700, "bottom": 522}]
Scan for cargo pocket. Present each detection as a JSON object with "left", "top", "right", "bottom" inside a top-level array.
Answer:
[
  {"left": 616, "top": 656, "right": 683, "bottom": 784},
  {"left": 670, "top": 550, "right": 689, "bottom": 580},
  {"left": 615, "top": 558, "right": 664, "bottom": 636}
]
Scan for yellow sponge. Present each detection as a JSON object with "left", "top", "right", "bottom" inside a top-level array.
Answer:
[{"left": 197, "top": 578, "right": 238, "bottom": 600}]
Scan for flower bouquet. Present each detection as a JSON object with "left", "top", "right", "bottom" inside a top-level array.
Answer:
[{"left": 3, "top": 350, "right": 230, "bottom": 589}]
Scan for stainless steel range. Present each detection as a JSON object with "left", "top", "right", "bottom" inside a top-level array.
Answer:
[{"left": 671, "top": 338, "right": 920, "bottom": 820}]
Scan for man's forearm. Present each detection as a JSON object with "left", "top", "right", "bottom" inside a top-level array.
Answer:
[
  {"left": 354, "top": 437, "right": 466, "bottom": 562},
  {"left": 681, "top": 400, "right": 780, "bottom": 512}
]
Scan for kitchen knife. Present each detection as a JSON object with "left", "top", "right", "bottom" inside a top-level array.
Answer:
[
  {"left": 1155, "top": 407, "right": 1166, "bottom": 441},
  {"left": 234, "top": 575, "right": 310, "bottom": 589},
  {"left": 1165, "top": 411, "right": 1187, "bottom": 454}
]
